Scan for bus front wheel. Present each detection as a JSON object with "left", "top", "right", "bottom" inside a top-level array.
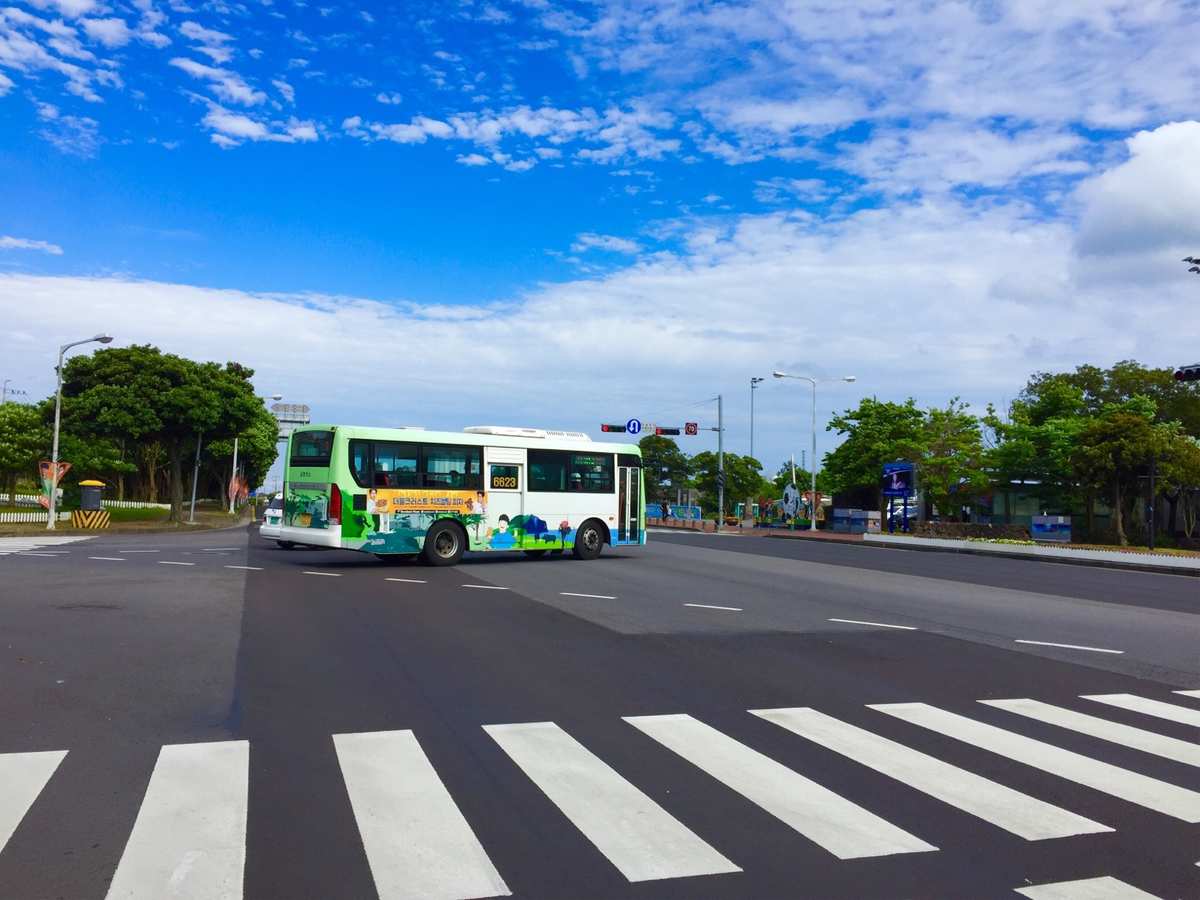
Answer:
[
  {"left": 423, "top": 521, "right": 465, "bottom": 567},
  {"left": 572, "top": 520, "right": 604, "bottom": 561}
]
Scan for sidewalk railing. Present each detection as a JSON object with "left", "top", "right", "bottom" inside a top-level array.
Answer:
[
  {"left": 0, "top": 511, "right": 72, "bottom": 523},
  {"left": 9, "top": 493, "right": 170, "bottom": 510}
]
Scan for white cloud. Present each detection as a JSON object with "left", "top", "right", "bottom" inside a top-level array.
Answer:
[
  {"left": 170, "top": 57, "right": 266, "bottom": 105},
  {"left": 81, "top": 17, "right": 133, "bottom": 48},
  {"left": 375, "top": 91, "right": 402, "bottom": 105},
  {"left": 0, "top": 235, "right": 64, "bottom": 254},
  {"left": 178, "top": 20, "right": 232, "bottom": 46},
  {"left": 2, "top": 195, "right": 1195, "bottom": 466},
  {"left": 367, "top": 116, "right": 454, "bottom": 144},
  {"left": 1076, "top": 121, "right": 1200, "bottom": 257},
  {"left": 272, "top": 78, "right": 294, "bottom": 103},
  {"left": 35, "top": 101, "right": 100, "bottom": 155},
  {"left": 571, "top": 233, "right": 641, "bottom": 254},
  {"left": 24, "top": 0, "right": 99, "bottom": 19},
  {"left": 200, "top": 104, "right": 318, "bottom": 146},
  {"left": 0, "top": 71, "right": 12, "bottom": 95},
  {"left": 456, "top": 152, "right": 490, "bottom": 166}
]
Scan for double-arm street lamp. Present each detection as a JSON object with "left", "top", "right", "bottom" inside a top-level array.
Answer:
[
  {"left": 772, "top": 371, "right": 856, "bottom": 531},
  {"left": 47, "top": 334, "right": 114, "bottom": 530}
]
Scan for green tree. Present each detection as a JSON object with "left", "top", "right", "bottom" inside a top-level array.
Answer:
[
  {"left": 690, "top": 451, "right": 768, "bottom": 517},
  {"left": 771, "top": 461, "right": 832, "bottom": 494},
  {"left": 823, "top": 398, "right": 926, "bottom": 505},
  {"left": 637, "top": 434, "right": 692, "bottom": 503},
  {"left": 1159, "top": 435, "right": 1200, "bottom": 540},
  {"left": 59, "top": 346, "right": 261, "bottom": 521},
  {"left": 913, "top": 399, "right": 988, "bottom": 520},
  {"left": 0, "top": 403, "right": 44, "bottom": 505},
  {"left": 1071, "top": 398, "right": 1176, "bottom": 545}
]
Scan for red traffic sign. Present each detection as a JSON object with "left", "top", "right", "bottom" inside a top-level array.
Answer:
[{"left": 684, "top": 422, "right": 698, "bottom": 436}]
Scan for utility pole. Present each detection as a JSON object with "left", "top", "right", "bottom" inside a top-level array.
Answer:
[
  {"left": 707, "top": 395, "right": 725, "bottom": 532},
  {"left": 749, "top": 377, "right": 763, "bottom": 460}
]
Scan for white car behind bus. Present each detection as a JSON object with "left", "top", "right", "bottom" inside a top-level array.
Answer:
[{"left": 259, "top": 494, "right": 293, "bottom": 548}]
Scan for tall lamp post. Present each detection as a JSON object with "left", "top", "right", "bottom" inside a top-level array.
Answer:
[
  {"left": 749, "top": 376, "right": 764, "bottom": 460},
  {"left": 772, "top": 371, "right": 856, "bottom": 531},
  {"left": 229, "top": 393, "right": 282, "bottom": 514},
  {"left": 47, "top": 334, "right": 114, "bottom": 530}
]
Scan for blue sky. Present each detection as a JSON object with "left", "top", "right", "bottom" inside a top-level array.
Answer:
[{"left": 3, "top": 0, "right": 1200, "bottom": 476}]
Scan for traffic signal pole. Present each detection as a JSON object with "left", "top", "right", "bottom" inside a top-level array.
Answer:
[{"left": 717, "top": 394, "right": 724, "bottom": 532}]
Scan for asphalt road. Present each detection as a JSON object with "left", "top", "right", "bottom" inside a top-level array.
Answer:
[{"left": 0, "top": 526, "right": 1197, "bottom": 899}]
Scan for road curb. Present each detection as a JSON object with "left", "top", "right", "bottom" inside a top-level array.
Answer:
[{"left": 862, "top": 533, "right": 1200, "bottom": 577}]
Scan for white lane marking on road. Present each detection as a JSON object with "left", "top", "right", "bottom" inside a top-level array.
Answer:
[
  {"left": 485, "top": 721, "right": 739, "bottom": 882},
  {"left": 88, "top": 556, "right": 126, "bottom": 561},
  {"left": 158, "top": 561, "right": 196, "bottom": 566},
  {"left": 560, "top": 592, "right": 617, "bottom": 600},
  {"left": 828, "top": 618, "right": 917, "bottom": 631},
  {"left": 385, "top": 577, "right": 427, "bottom": 584},
  {"left": 752, "top": 707, "right": 1109, "bottom": 841},
  {"left": 1082, "top": 694, "right": 1200, "bottom": 727},
  {"left": 17, "top": 551, "right": 62, "bottom": 557},
  {"left": 224, "top": 565, "right": 263, "bottom": 571},
  {"left": 120, "top": 550, "right": 160, "bottom": 553},
  {"left": 303, "top": 571, "right": 342, "bottom": 577},
  {"left": 106, "top": 741, "right": 248, "bottom": 900},
  {"left": 1014, "top": 875, "right": 1162, "bottom": 899},
  {"left": 1174, "top": 690, "right": 1200, "bottom": 699},
  {"left": 461, "top": 584, "right": 508, "bottom": 590},
  {"left": 1015, "top": 640, "right": 1123, "bottom": 654},
  {"left": 871, "top": 703, "right": 1200, "bottom": 823},
  {"left": 333, "top": 730, "right": 510, "bottom": 900},
  {"left": 683, "top": 603, "right": 742, "bottom": 612},
  {"left": 983, "top": 698, "right": 1200, "bottom": 769},
  {"left": 626, "top": 713, "right": 936, "bottom": 859},
  {"left": 0, "top": 750, "right": 67, "bottom": 855},
  {"left": 202, "top": 548, "right": 240, "bottom": 552}
]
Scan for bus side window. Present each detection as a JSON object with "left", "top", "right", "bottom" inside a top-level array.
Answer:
[
  {"left": 374, "top": 442, "right": 418, "bottom": 488},
  {"left": 350, "top": 440, "right": 372, "bottom": 488}
]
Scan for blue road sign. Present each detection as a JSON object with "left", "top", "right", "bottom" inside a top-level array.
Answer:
[{"left": 626, "top": 418, "right": 642, "bottom": 435}]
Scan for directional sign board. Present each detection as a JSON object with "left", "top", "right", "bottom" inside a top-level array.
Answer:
[
  {"left": 625, "top": 418, "right": 642, "bottom": 436},
  {"left": 272, "top": 402, "right": 311, "bottom": 442},
  {"left": 881, "top": 461, "right": 915, "bottom": 497},
  {"left": 684, "top": 422, "right": 698, "bottom": 435}
]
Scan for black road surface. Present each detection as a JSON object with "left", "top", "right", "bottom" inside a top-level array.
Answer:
[{"left": 0, "top": 526, "right": 1197, "bottom": 899}]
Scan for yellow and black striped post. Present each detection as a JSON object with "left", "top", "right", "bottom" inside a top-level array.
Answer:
[{"left": 71, "top": 509, "right": 111, "bottom": 529}]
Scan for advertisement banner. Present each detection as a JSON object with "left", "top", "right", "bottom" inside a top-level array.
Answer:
[{"left": 38, "top": 460, "right": 71, "bottom": 509}]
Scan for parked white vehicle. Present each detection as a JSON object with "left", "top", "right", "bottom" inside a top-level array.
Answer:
[{"left": 259, "top": 494, "right": 293, "bottom": 548}]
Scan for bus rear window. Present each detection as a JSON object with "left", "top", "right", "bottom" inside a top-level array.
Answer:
[{"left": 290, "top": 430, "right": 333, "bottom": 467}]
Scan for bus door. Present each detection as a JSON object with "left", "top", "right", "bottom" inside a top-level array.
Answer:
[
  {"left": 617, "top": 465, "right": 639, "bottom": 543},
  {"left": 485, "top": 448, "right": 525, "bottom": 548}
]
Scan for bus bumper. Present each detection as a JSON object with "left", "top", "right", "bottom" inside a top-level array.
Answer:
[{"left": 278, "top": 525, "right": 342, "bottom": 548}]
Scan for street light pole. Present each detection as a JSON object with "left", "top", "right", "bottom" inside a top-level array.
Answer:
[
  {"left": 773, "top": 372, "right": 856, "bottom": 532},
  {"left": 750, "top": 376, "right": 764, "bottom": 460},
  {"left": 47, "top": 334, "right": 114, "bottom": 530}
]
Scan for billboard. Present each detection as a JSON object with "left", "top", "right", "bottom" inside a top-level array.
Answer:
[{"left": 881, "top": 462, "right": 915, "bottom": 497}]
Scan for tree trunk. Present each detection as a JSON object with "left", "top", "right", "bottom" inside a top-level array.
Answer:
[{"left": 1112, "top": 481, "right": 1127, "bottom": 546}]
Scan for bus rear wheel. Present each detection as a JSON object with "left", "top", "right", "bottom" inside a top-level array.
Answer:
[
  {"left": 572, "top": 520, "right": 604, "bottom": 561},
  {"left": 423, "top": 521, "right": 465, "bottom": 567}
]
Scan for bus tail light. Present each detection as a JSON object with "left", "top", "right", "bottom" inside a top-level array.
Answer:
[{"left": 329, "top": 483, "right": 341, "bottom": 527}]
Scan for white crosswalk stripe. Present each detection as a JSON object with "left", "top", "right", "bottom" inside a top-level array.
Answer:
[
  {"left": 0, "top": 750, "right": 67, "bottom": 855},
  {"left": 0, "top": 536, "right": 90, "bottom": 556},
  {"left": 625, "top": 713, "right": 936, "bottom": 859},
  {"left": 752, "top": 707, "right": 1111, "bottom": 840},
  {"left": 484, "top": 721, "right": 739, "bottom": 882},
  {"left": 872, "top": 703, "right": 1200, "bottom": 822},
  {"left": 4, "top": 691, "right": 1199, "bottom": 897},
  {"left": 334, "top": 730, "right": 511, "bottom": 900},
  {"left": 983, "top": 698, "right": 1200, "bottom": 768},
  {"left": 1173, "top": 690, "right": 1200, "bottom": 699},
  {"left": 1014, "top": 875, "right": 1162, "bottom": 899},
  {"left": 105, "top": 741, "right": 249, "bottom": 900},
  {"left": 1082, "top": 693, "right": 1200, "bottom": 727}
]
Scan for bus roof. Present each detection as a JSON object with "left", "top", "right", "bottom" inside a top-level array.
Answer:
[{"left": 292, "top": 424, "right": 641, "bottom": 455}]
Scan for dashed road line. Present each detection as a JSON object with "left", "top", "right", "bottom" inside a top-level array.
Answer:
[
  {"left": 202, "top": 548, "right": 240, "bottom": 551},
  {"left": 684, "top": 603, "right": 742, "bottom": 612},
  {"left": 224, "top": 565, "right": 264, "bottom": 571},
  {"left": 828, "top": 618, "right": 917, "bottom": 631},
  {"left": 158, "top": 561, "right": 195, "bottom": 566},
  {"left": 119, "top": 550, "right": 160, "bottom": 553},
  {"left": 303, "top": 571, "right": 342, "bottom": 577},
  {"left": 560, "top": 592, "right": 617, "bottom": 600},
  {"left": 385, "top": 577, "right": 427, "bottom": 584},
  {"left": 461, "top": 584, "right": 508, "bottom": 591},
  {"left": 88, "top": 556, "right": 125, "bottom": 562},
  {"left": 1015, "top": 640, "right": 1123, "bottom": 654}
]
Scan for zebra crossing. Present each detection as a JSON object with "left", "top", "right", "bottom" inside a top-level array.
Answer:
[
  {"left": 0, "top": 535, "right": 91, "bottom": 556},
  {"left": 3, "top": 690, "right": 1198, "bottom": 899}
]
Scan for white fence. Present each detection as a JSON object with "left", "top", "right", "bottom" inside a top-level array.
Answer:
[
  {"left": 9, "top": 493, "right": 170, "bottom": 510},
  {"left": 0, "top": 511, "right": 72, "bottom": 523}
]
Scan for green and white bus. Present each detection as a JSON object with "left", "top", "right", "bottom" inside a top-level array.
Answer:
[{"left": 280, "top": 424, "right": 645, "bottom": 565}]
